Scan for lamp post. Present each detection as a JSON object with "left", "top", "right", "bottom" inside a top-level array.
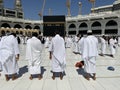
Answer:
[
  {"left": 66, "top": 0, "right": 71, "bottom": 17},
  {"left": 78, "top": 2, "right": 82, "bottom": 15},
  {"left": 38, "top": 12, "right": 42, "bottom": 20},
  {"left": 48, "top": 8, "right": 52, "bottom": 15},
  {"left": 89, "top": 0, "right": 95, "bottom": 13},
  {"left": 38, "top": 0, "right": 46, "bottom": 20}
]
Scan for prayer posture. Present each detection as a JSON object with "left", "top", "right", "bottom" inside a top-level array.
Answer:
[
  {"left": 26, "top": 32, "right": 42, "bottom": 80},
  {"left": 0, "top": 31, "right": 20, "bottom": 81},
  {"left": 49, "top": 31, "right": 66, "bottom": 80},
  {"left": 82, "top": 30, "right": 98, "bottom": 80}
]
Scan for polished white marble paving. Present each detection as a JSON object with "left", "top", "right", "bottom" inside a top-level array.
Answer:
[{"left": 0, "top": 44, "right": 120, "bottom": 90}]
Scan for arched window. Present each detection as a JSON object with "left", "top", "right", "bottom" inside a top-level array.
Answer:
[
  {"left": 14, "top": 24, "right": 22, "bottom": 29},
  {"left": 69, "top": 24, "right": 76, "bottom": 28},
  {"left": 92, "top": 21, "right": 101, "bottom": 27},
  {"left": 1, "top": 23, "right": 11, "bottom": 28},
  {"left": 106, "top": 20, "right": 117, "bottom": 26},
  {"left": 25, "top": 25, "right": 32, "bottom": 29},
  {"left": 34, "top": 26, "right": 40, "bottom": 29},
  {"left": 79, "top": 23, "right": 87, "bottom": 28}
]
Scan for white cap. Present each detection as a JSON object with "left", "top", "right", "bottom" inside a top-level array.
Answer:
[
  {"left": 102, "top": 34, "right": 105, "bottom": 36},
  {"left": 87, "top": 30, "right": 92, "bottom": 33}
]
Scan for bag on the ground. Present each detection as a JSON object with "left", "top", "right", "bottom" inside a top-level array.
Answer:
[{"left": 75, "top": 61, "right": 84, "bottom": 68}]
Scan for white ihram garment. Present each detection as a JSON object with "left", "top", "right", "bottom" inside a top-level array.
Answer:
[
  {"left": 45, "top": 37, "right": 49, "bottom": 48},
  {"left": 65, "top": 37, "right": 72, "bottom": 48},
  {"left": 49, "top": 34, "right": 66, "bottom": 72},
  {"left": 26, "top": 37, "right": 42, "bottom": 74},
  {"left": 109, "top": 38, "right": 117, "bottom": 55},
  {"left": 0, "top": 35, "right": 20, "bottom": 74},
  {"left": 100, "top": 37, "right": 106, "bottom": 55},
  {"left": 73, "top": 36, "right": 79, "bottom": 53},
  {"left": 78, "top": 37, "right": 85, "bottom": 55},
  {"left": 82, "top": 35, "right": 98, "bottom": 73}
]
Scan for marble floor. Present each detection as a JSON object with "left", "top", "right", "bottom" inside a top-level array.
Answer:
[{"left": 0, "top": 44, "right": 120, "bottom": 90}]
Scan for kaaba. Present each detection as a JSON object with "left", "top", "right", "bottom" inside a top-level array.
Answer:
[{"left": 43, "top": 15, "right": 65, "bottom": 37}]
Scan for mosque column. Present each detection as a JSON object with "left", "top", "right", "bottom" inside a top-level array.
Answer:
[
  {"left": 65, "top": 23, "right": 69, "bottom": 36},
  {"left": 87, "top": 21, "right": 91, "bottom": 30},
  {"left": 76, "top": 22, "right": 79, "bottom": 34},
  {"left": 117, "top": 19, "right": 120, "bottom": 36},
  {"left": 101, "top": 20, "right": 106, "bottom": 35}
]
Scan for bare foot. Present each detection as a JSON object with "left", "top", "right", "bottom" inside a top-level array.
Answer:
[
  {"left": 92, "top": 74, "right": 96, "bottom": 80},
  {"left": 5, "top": 75, "right": 10, "bottom": 81},
  {"left": 60, "top": 76, "right": 63, "bottom": 80},
  {"left": 52, "top": 76, "right": 55, "bottom": 80},
  {"left": 85, "top": 76, "right": 90, "bottom": 80},
  {"left": 92, "top": 76, "right": 96, "bottom": 80},
  {"left": 38, "top": 74, "right": 42, "bottom": 80},
  {"left": 6, "top": 77, "right": 10, "bottom": 81},
  {"left": 12, "top": 75, "right": 17, "bottom": 80},
  {"left": 12, "top": 76, "right": 18, "bottom": 80},
  {"left": 60, "top": 73, "right": 63, "bottom": 80},
  {"left": 29, "top": 76, "right": 33, "bottom": 80}
]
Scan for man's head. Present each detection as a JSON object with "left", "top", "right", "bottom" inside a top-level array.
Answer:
[
  {"left": 11, "top": 32, "right": 16, "bottom": 37},
  {"left": 87, "top": 30, "right": 92, "bottom": 35},
  {"left": 32, "top": 32, "right": 38, "bottom": 37},
  {"left": 102, "top": 34, "right": 106, "bottom": 38}
]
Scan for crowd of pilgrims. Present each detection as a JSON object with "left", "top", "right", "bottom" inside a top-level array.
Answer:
[
  {"left": 0, "top": 32, "right": 119, "bottom": 57},
  {"left": 44, "top": 34, "right": 119, "bottom": 57},
  {"left": 0, "top": 30, "right": 120, "bottom": 81}
]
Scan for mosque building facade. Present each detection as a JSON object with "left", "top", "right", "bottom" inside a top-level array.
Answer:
[
  {"left": 0, "top": 0, "right": 42, "bottom": 36},
  {"left": 66, "top": 0, "right": 120, "bottom": 36}
]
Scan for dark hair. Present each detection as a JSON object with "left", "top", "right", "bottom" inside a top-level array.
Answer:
[
  {"left": 87, "top": 33, "right": 92, "bottom": 35},
  {"left": 32, "top": 32, "right": 38, "bottom": 37},
  {"left": 11, "top": 33, "right": 16, "bottom": 37}
]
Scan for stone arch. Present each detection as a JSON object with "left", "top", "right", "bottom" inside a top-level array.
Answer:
[
  {"left": 92, "top": 21, "right": 101, "bottom": 27},
  {"left": 106, "top": 20, "right": 117, "bottom": 26},
  {"left": 14, "top": 24, "right": 22, "bottom": 29},
  {"left": 91, "top": 21, "right": 102, "bottom": 35},
  {"left": 1, "top": 23, "right": 11, "bottom": 28},
  {"left": 68, "top": 24, "right": 76, "bottom": 35},
  {"left": 79, "top": 22, "right": 87, "bottom": 28},
  {"left": 25, "top": 25, "right": 32, "bottom": 29},
  {"left": 105, "top": 20, "right": 118, "bottom": 35},
  {"left": 69, "top": 24, "right": 76, "bottom": 28},
  {"left": 79, "top": 22, "right": 88, "bottom": 35},
  {"left": 34, "top": 26, "right": 40, "bottom": 30}
]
